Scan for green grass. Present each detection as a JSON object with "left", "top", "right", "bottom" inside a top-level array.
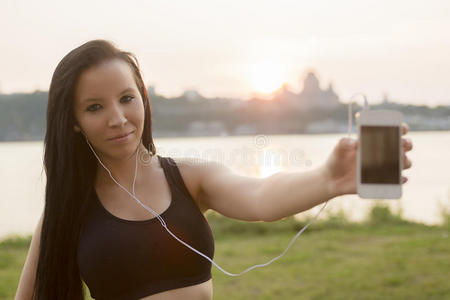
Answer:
[
  {"left": 208, "top": 206, "right": 450, "bottom": 299},
  {"left": 0, "top": 236, "right": 31, "bottom": 299},
  {"left": 1, "top": 206, "right": 449, "bottom": 299}
]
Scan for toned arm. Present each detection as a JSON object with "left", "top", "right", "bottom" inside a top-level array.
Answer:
[
  {"left": 14, "top": 212, "right": 43, "bottom": 300},
  {"left": 196, "top": 134, "right": 412, "bottom": 223},
  {"left": 191, "top": 159, "right": 265, "bottom": 221},
  {"left": 257, "top": 166, "right": 334, "bottom": 222},
  {"left": 196, "top": 158, "right": 333, "bottom": 222},
  {"left": 170, "top": 156, "right": 264, "bottom": 221}
]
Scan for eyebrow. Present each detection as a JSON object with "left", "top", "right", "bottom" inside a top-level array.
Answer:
[{"left": 82, "top": 87, "right": 136, "bottom": 103}]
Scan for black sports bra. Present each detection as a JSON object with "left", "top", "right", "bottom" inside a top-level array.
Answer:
[{"left": 77, "top": 155, "right": 215, "bottom": 300}]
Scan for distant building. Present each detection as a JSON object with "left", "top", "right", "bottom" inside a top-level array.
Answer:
[
  {"left": 182, "top": 89, "right": 205, "bottom": 102},
  {"left": 298, "top": 72, "right": 340, "bottom": 110},
  {"left": 273, "top": 83, "right": 298, "bottom": 104},
  {"left": 381, "top": 92, "right": 391, "bottom": 104},
  {"left": 274, "top": 71, "right": 340, "bottom": 111}
]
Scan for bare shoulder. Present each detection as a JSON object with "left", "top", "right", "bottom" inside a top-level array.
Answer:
[
  {"left": 170, "top": 156, "right": 264, "bottom": 221},
  {"left": 168, "top": 156, "right": 213, "bottom": 213}
]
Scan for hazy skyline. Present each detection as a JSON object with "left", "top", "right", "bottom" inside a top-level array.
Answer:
[{"left": 1, "top": 0, "right": 449, "bottom": 106}]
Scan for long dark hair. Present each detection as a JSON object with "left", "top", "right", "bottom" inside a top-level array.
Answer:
[{"left": 34, "top": 40, "right": 156, "bottom": 299}]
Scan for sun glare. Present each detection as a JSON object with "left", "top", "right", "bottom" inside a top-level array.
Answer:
[{"left": 249, "top": 60, "right": 287, "bottom": 94}]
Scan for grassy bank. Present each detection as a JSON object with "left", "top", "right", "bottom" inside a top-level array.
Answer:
[{"left": 1, "top": 206, "right": 449, "bottom": 299}]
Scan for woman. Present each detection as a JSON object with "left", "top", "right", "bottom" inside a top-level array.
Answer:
[{"left": 15, "top": 40, "right": 413, "bottom": 300}]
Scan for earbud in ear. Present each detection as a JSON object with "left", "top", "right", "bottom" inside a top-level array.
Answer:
[{"left": 74, "top": 125, "right": 88, "bottom": 139}]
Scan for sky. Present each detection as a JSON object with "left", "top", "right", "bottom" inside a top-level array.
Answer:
[{"left": 1, "top": 0, "right": 449, "bottom": 106}]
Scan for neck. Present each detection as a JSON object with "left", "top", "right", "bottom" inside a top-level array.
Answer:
[{"left": 94, "top": 143, "right": 155, "bottom": 190}]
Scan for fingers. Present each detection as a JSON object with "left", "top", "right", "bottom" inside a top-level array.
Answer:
[
  {"left": 402, "top": 138, "right": 413, "bottom": 152},
  {"left": 400, "top": 125, "right": 410, "bottom": 183},
  {"left": 403, "top": 154, "right": 412, "bottom": 169},
  {"left": 402, "top": 123, "right": 409, "bottom": 135}
]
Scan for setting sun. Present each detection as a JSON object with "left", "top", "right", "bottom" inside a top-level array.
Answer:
[{"left": 249, "top": 60, "right": 287, "bottom": 94}]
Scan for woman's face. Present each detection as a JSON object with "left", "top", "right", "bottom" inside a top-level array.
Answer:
[{"left": 73, "top": 58, "right": 145, "bottom": 161}]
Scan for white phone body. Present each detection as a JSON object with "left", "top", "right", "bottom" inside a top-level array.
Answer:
[{"left": 356, "top": 110, "right": 403, "bottom": 199}]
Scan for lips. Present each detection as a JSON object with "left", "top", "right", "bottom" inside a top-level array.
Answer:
[{"left": 108, "top": 131, "right": 134, "bottom": 140}]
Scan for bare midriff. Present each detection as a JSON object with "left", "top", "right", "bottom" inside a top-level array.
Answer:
[{"left": 139, "top": 279, "right": 213, "bottom": 300}]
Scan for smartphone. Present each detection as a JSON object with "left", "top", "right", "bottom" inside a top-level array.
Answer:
[{"left": 356, "top": 110, "right": 403, "bottom": 199}]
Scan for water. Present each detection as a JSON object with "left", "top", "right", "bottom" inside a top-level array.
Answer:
[{"left": 1, "top": 131, "right": 449, "bottom": 239}]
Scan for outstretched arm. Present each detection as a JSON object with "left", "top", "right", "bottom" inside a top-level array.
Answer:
[
  {"left": 257, "top": 123, "right": 412, "bottom": 221},
  {"left": 261, "top": 124, "right": 412, "bottom": 221},
  {"left": 194, "top": 124, "right": 412, "bottom": 222},
  {"left": 257, "top": 164, "right": 334, "bottom": 222}
]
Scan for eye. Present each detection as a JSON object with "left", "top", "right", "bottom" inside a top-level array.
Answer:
[
  {"left": 87, "top": 104, "right": 102, "bottom": 112},
  {"left": 121, "top": 95, "right": 134, "bottom": 103}
]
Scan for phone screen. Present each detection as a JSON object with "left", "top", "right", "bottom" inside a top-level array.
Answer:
[{"left": 361, "top": 126, "right": 400, "bottom": 184}]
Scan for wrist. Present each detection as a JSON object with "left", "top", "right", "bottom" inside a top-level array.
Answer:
[{"left": 319, "top": 164, "right": 340, "bottom": 199}]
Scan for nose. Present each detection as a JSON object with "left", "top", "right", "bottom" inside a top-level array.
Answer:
[{"left": 107, "top": 104, "right": 127, "bottom": 128}]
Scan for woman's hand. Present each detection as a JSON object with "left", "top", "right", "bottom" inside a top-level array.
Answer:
[{"left": 323, "top": 123, "right": 413, "bottom": 197}]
